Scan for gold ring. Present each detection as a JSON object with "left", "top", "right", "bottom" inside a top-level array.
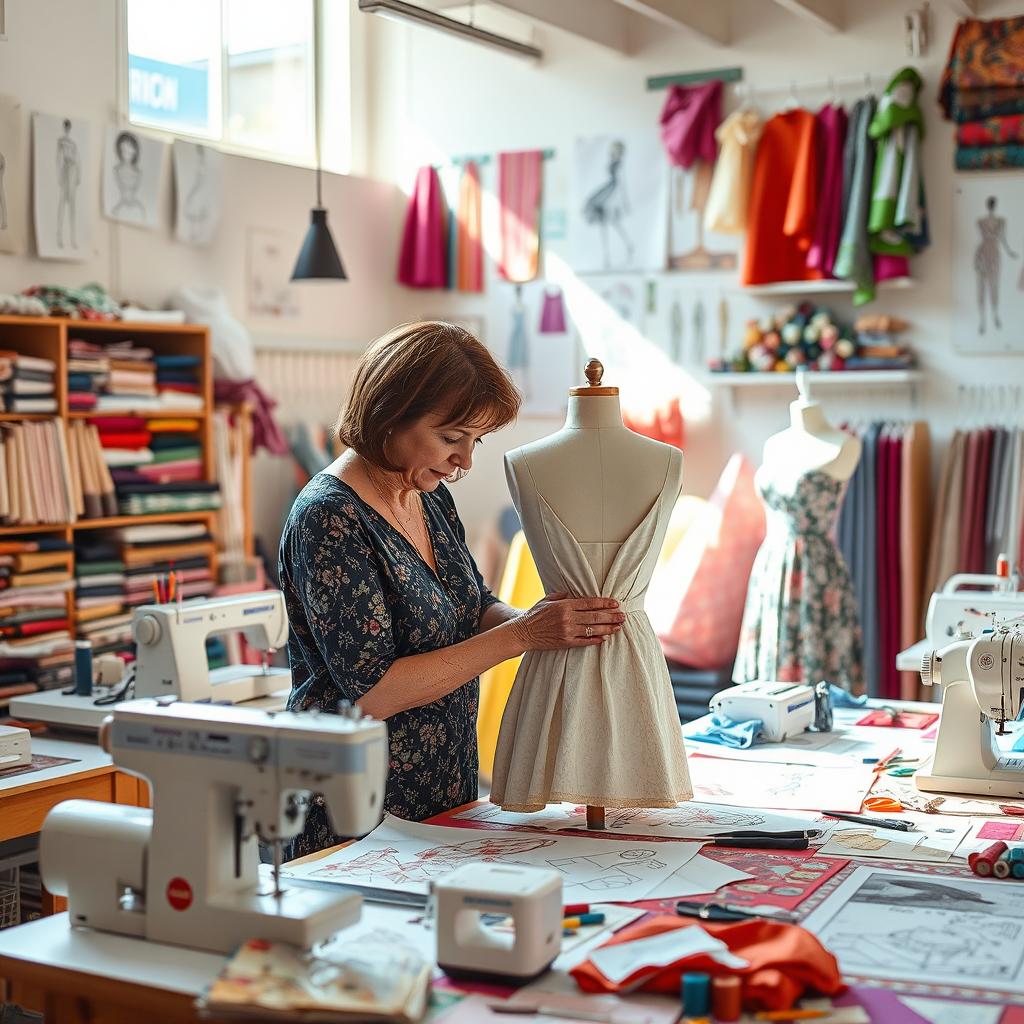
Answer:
[{"left": 585, "top": 625, "right": 593, "bottom": 638}]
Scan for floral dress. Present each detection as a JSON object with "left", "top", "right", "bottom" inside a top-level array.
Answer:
[
  {"left": 733, "top": 467, "right": 863, "bottom": 692},
  {"left": 278, "top": 473, "right": 497, "bottom": 858}
]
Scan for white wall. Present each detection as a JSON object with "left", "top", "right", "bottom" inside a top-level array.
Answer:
[{"left": 364, "top": 0, "right": 1024, "bottom": 542}]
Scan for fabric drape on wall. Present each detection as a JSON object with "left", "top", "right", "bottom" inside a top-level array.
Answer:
[
  {"left": 498, "top": 150, "right": 543, "bottom": 284},
  {"left": 455, "top": 161, "right": 484, "bottom": 292},
  {"left": 397, "top": 165, "right": 448, "bottom": 288}
]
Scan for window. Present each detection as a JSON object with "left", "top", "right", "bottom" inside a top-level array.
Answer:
[{"left": 126, "top": 0, "right": 330, "bottom": 168}]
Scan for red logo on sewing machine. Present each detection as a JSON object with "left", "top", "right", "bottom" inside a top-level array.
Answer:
[{"left": 166, "top": 877, "right": 193, "bottom": 911}]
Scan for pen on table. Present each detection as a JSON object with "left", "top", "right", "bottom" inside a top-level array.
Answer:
[
  {"left": 755, "top": 1010, "right": 831, "bottom": 1021},
  {"left": 488, "top": 1004, "right": 624, "bottom": 1022},
  {"left": 676, "top": 899, "right": 799, "bottom": 923},
  {"left": 821, "top": 811, "right": 915, "bottom": 832}
]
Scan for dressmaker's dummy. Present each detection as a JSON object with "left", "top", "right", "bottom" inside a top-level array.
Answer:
[
  {"left": 490, "top": 361, "right": 692, "bottom": 826},
  {"left": 734, "top": 370, "right": 864, "bottom": 691}
]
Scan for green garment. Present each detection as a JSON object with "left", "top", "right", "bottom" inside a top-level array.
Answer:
[{"left": 833, "top": 97, "right": 877, "bottom": 306}]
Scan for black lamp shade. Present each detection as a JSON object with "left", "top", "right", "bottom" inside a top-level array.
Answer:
[{"left": 291, "top": 207, "right": 347, "bottom": 281}]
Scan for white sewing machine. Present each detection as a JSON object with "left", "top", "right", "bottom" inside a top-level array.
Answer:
[
  {"left": 896, "top": 572, "right": 1024, "bottom": 672},
  {"left": 0, "top": 724, "right": 30, "bottom": 768},
  {"left": 39, "top": 698, "right": 388, "bottom": 954},
  {"left": 10, "top": 591, "right": 293, "bottom": 732},
  {"left": 710, "top": 681, "right": 816, "bottom": 742},
  {"left": 916, "top": 624, "right": 1024, "bottom": 798}
]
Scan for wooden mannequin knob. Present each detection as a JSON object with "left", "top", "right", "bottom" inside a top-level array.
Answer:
[
  {"left": 585, "top": 359, "right": 604, "bottom": 387},
  {"left": 570, "top": 359, "right": 618, "bottom": 397}
]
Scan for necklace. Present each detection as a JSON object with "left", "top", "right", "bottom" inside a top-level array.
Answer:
[{"left": 364, "top": 465, "right": 434, "bottom": 566}]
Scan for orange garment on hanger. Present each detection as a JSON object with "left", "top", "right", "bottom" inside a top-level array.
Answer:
[
  {"left": 741, "top": 109, "right": 822, "bottom": 286},
  {"left": 571, "top": 915, "right": 844, "bottom": 1012}
]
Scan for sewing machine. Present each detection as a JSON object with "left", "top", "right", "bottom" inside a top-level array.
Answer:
[
  {"left": 10, "top": 591, "right": 293, "bottom": 732},
  {"left": 896, "top": 572, "right": 1024, "bottom": 672},
  {"left": 916, "top": 625, "right": 1024, "bottom": 798},
  {"left": 39, "top": 698, "right": 388, "bottom": 954},
  {"left": 0, "top": 724, "right": 30, "bottom": 768},
  {"left": 710, "top": 681, "right": 816, "bottom": 742}
]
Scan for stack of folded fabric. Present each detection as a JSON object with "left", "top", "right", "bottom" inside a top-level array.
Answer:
[
  {"left": 0, "top": 537, "right": 76, "bottom": 698},
  {"left": 846, "top": 315, "right": 916, "bottom": 370},
  {"left": 0, "top": 350, "right": 57, "bottom": 413},
  {"left": 154, "top": 354, "right": 204, "bottom": 411},
  {"left": 118, "top": 523, "right": 217, "bottom": 606},
  {"left": 67, "top": 337, "right": 158, "bottom": 413},
  {"left": 940, "top": 15, "right": 1024, "bottom": 169},
  {"left": 67, "top": 341, "right": 109, "bottom": 412},
  {"left": 74, "top": 535, "right": 132, "bottom": 656}
]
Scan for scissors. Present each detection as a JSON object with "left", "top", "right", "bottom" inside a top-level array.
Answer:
[{"left": 864, "top": 795, "right": 904, "bottom": 813}]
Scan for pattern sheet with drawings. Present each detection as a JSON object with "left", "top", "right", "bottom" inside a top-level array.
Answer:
[
  {"left": 802, "top": 867, "right": 1024, "bottom": 994},
  {"left": 449, "top": 800, "right": 821, "bottom": 839},
  {"left": 687, "top": 754, "right": 877, "bottom": 812},
  {"left": 816, "top": 818, "right": 972, "bottom": 863},
  {"left": 282, "top": 815, "right": 704, "bottom": 902}
]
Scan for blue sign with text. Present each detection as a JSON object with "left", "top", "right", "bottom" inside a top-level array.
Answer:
[{"left": 128, "top": 54, "right": 209, "bottom": 133}]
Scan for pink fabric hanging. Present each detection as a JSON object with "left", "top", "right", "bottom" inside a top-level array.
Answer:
[
  {"left": 806, "top": 104, "right": 848, "bottom": 276},
  {"left": 538, "top": 288, "right": 567, "bottom": 333},
  {"left": 874, "top": 252, "right": 911, "bottom": 282},
  {"left": 659, "top": 79, "right": 723, "bottom": 168},
  {"left": 397, "top": 165, "right": 448, "bottom": 289},
  {"left": 498, "top": 150, "right": 544, "bottom": 284}
]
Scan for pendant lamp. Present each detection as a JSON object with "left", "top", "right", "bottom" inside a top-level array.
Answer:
[{"left": 291, "top": 3, "right": 346, "bottom": 281}]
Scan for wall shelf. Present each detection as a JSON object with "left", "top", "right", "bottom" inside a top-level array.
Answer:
[
  {"left": 739, "top": 277, "right": 915, "bottom": 297},
  {"left": 707, "top": 369, "right": 920, "bottom": 388}
]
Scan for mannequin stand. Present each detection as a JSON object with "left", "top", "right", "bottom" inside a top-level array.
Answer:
[{"left": 586, "top": 805, "right": 605, "bottom": 830}]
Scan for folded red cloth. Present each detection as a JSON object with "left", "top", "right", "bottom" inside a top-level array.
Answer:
[
  {"left": 97, "top": 431, "right": 153, "bottom": 449},
  {"left": 92, "top": 417, "right": 148, "bottom": 432},
  {"left": 570, "top": 915, "right": 845, "bottom": 1012}
]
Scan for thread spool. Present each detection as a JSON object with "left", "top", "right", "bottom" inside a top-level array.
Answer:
[
  {"left": 1008, "top": 847, "right": 1024, "bottom": 863},
  {"left": 1011, "top": 861, "right": 1024, "bottom": 880},
  {"left": 681, "top": 972, "right": 711, "bottom": 1017},
  {"left": 710, "top": 974, "right": 742, "bottom": 1022},
  {"left": 994, "top": 852, "right": 1012, "bottom": 879},
  {"left": 74, "top": 639, "right": 94, "bottom": 697},
  {"left": 971, "top": 841, "right": 1008, "bottom": 877}
]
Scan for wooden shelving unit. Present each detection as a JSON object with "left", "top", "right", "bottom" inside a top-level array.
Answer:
[{"left": 0, "top": 315, "right": 221, "bottom": 642}]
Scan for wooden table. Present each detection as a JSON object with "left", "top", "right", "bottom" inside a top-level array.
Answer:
[{"left": 0, "top": 736, "right": 148, "bottom": 914}]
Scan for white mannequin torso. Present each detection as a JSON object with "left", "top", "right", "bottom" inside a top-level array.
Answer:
[
  {"left": 761, "top": 399, "right": 862, "bottom": 489},
  {"left": 505, "top": 394, "right": 682, "bottom": 587}
]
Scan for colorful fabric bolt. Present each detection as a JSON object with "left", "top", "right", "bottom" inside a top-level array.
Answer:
[
  {"left": 952, "top": 87, "right": 1024, "bottom": 124},
  {"left": 455, "top": 161, "right": 484, "bottom": 292},
  {"left": 940, "top": 15, "right": 1024, "bottom": 121},
  {"left": 867, "top": 67, "right": 928, "bottom": 259},
  {"left": 956, "top": 144, "right": 1024, "bottom": 170},
  {"left": 659, "top": 79, "right": 723, "bottom": 169},
  {"left": 498, "top": 150, "right": 543, "bottom": 284},
  {"left": 397, "top": 165, "right": 449, "bottom": 289},
  {"left": 958, "top": 113, "right": 1024, "bottom": 146}
]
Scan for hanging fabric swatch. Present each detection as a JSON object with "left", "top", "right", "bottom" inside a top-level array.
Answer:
[
  {"left": 455, "top": 161, "right": 484, "bottom": 292},
  {"left": 396, "top": 165, "right": 448, "bottom": 289},
  {"left": 498, "top": 150, "right": 543, "bottom": 284},
  {"left": 704, "top": 108, "right": 762, "bottom": 235},
  {"left": 940, "top": 16, "right": 1024, "bottom": 122},
  {"left": 659, "top": 80, "right": 722, "bottom": 168},
  {"left": 538, "top": 287, "right": 566, "bottom": 334},
  {"left": 740, "top": 109, "right": 820, "bottom": 286},
  {"left": 868, "top": 68, "right": 929, "bottom": 259},
  {"left": 806, "top": 104, "right": 847, "bottom": 275},
  {"left": 833, "top": 97, "right": 877, "bottom": 305}
]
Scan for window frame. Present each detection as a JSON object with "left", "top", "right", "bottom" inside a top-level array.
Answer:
[{"left": 119, "top": 0, "right": 349, "bottom": 174}]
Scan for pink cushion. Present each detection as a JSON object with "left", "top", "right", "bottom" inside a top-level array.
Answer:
[{"left": 648, "top": 454, "right": 766, "bottom": 668}]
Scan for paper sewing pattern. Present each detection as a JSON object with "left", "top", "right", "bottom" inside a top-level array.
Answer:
[
  {"left": 281, "top": 815, "right": 702, "bottom": 903},
  {"left": 173, "top": 139, "right": 223, "bottom": 246},
  {"left": 101, "top": 126, "right": 166, "bottom": 230},
  {"left": 803, "top": 867, "right": 1024, "bottom": 996}
]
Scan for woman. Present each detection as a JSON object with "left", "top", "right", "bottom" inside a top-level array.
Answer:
[{"left": 279, "top": 322, "right": 624, "bottom": 858}]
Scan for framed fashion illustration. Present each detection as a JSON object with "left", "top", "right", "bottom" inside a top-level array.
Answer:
[{"left": 952, "top": 176, "right": 1024, "bottom": 353}]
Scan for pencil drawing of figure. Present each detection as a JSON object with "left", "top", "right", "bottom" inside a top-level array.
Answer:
[
  {"left": 974, "top": 195, "right": 1018, "bottom": 333},
  {"left": 112, "top": 130, "right": 145, "bottom": 221},
  {"left": 0, "top": 151, "right": 7, "bottom": 230},
  {"left": 185, "top": 144, "right": 211, "bottom": 243},
  {"left": 56, "top": 118, "right": 80, "bottom": 249},
  {"left": 583, "top": 139, "right": 634, "bottom": 269}
]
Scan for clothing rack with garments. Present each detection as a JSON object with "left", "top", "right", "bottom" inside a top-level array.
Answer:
[{"left": 835, "top": 418, "right": 931, "bottom": 701}]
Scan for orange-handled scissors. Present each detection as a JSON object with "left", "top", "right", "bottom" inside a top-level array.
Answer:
[{"left": 864, "top": 795, "right": 904, "bottom": 813}]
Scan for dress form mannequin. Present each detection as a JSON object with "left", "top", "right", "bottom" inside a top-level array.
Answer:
[
  {"left": 491, "top": 361, "right": 691, "bottom": 825},
  {"left": 734, "top": 369, "right": 864, "bottom": 690}
]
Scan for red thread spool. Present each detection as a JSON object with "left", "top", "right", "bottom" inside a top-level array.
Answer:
[
  {"left": 972, "top": 841, "right": 1008, "bottom": 877},
  {"left": 711, "top": 975, "right": 742, "bottom": 1023}
]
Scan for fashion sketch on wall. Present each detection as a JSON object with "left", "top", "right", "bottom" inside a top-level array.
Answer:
[
  {"left": 102, "top": 126, "right": 166, "bottom": 230},
  {"left": 0, "top": 94, "right": 23, "bottom": 254},
  {"left": 571, "top": 134, "right": 667, "bottom": 275},
  {"left": 247, "top": 227, "right": 299, "bottom": 319},
  {"left": 953, "top": 178, "right": 1024, "bottom": 353},
  {"left": 33, "top": 112, "right": 94, "bottom": 261},
  {"left": 174, "top": 139, "right": 223, "bottom": 247},
  {"left": 668, "top": 164, "right": 738, "bottom": 271}
]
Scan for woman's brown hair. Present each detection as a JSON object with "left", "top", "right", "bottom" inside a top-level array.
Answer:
[{"left": 337, "top": 321, "right": 521, "bottom": 471}]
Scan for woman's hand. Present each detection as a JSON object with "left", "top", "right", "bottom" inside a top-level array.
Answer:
[{"left": 508, "top": 592, "right": 625, "bottom": 652}]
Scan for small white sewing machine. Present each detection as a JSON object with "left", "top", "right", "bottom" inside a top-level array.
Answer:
[
  {"left": 916, "top": 625, "right": 1024, "bottom": 798},
  {"left": 0, "top": 724, "right": 30, "bottom": 768},
  {"left": 710, "top": 681, "right": 816, "bottom": 742},
  {"left": 897, "top": 571, "right": 1024, "bottom": 672},
  {"left": 39, "top": 698, "right": 388, "bottom": 954},
  {"left": 434, "top": 862, "right": 563, "bottom": 982},
  {"left": 10, "top": 591, "right": 293, "bottom": 732}
]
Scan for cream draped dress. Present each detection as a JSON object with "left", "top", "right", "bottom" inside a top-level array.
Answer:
[{"left": 489, "top": 455, "right": 692, "bottom": 812}]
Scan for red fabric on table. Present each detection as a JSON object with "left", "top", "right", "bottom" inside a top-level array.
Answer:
[
  {"left": 96, "top": 431, "right": 152, "bottom": 449},
  {"left": 570, "top": 914, "right": 844, "bottom": 1011}
]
